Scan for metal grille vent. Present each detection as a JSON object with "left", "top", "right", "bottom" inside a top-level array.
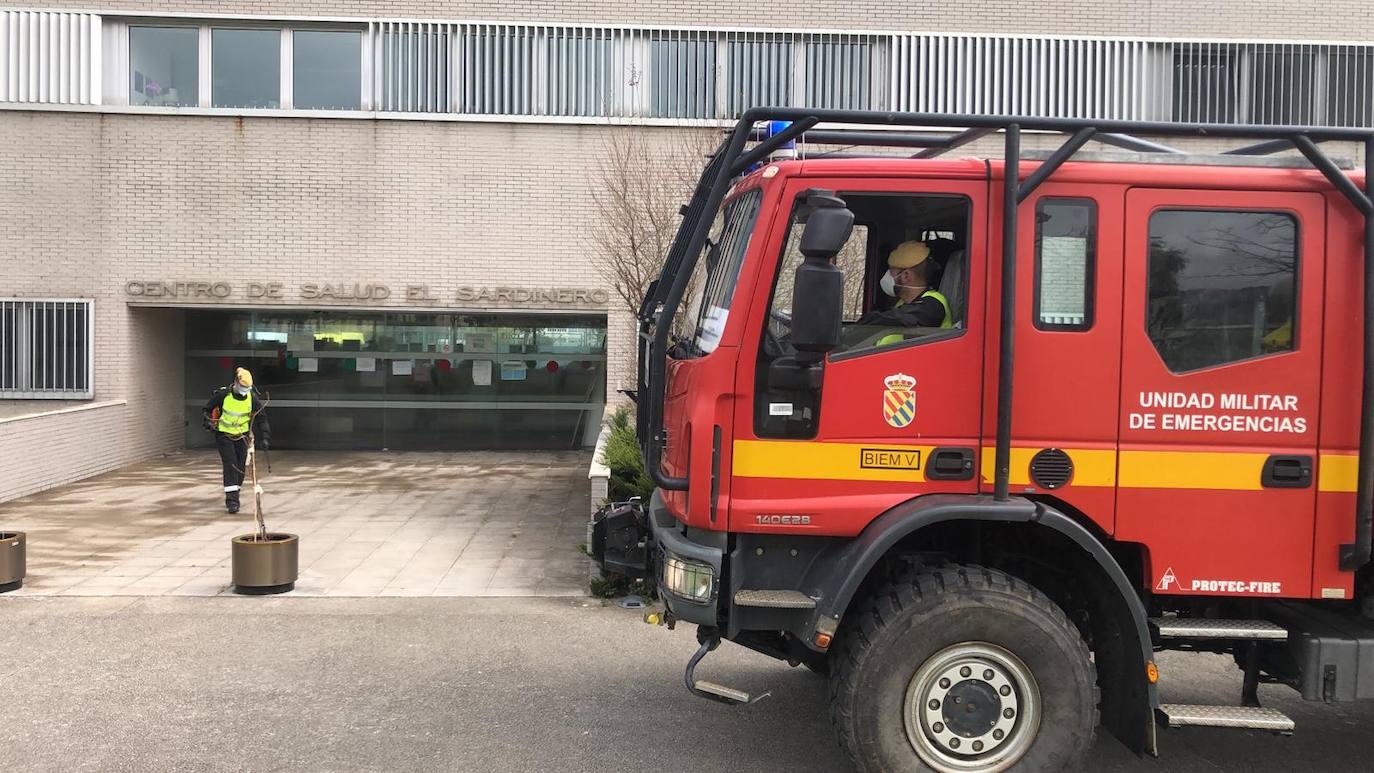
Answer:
[
  {"left": 1029, "top": 448, "right": 1073, "bottom": 489},
  {"left": 0, "top": 11, "right": 101, "bottom": 105}
]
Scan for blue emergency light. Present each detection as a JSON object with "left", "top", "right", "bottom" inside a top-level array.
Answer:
[
  {"left": 764, "top": 120, "right": 797, "bottom": 160},
  {"left": 741, "top": 120, "right": 799, "bottom": 177}
]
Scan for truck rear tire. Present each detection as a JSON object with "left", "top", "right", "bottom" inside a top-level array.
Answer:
[{"left": 829, "top": 564, "right": 1098, "bottom": 772}]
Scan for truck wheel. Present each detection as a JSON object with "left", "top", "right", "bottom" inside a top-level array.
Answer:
[{"left": 829, "top": 565, "right": 1097, "bottom": 772}]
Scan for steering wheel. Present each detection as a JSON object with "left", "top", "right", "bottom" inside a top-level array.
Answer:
[{"left": 765, "top": 309, "right": 794, "bottom": 356}]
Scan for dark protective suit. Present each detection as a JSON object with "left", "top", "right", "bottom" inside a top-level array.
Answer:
[{"left": 202, "top": 386, "right": 271, "bottom": 513}]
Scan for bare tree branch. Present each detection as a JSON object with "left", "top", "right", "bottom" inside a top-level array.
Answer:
[{"left": 587, "top": 129, "right": 717, "bottom": 317}]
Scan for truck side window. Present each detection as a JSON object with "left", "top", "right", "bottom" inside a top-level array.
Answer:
[
  {"left": 772, "top": 222, "right": 870, "bottom": 324},
  {"left": 769, "top": 192, "right": 971, "bottom": 360},
  {"left": 1034, "top": 198, "right": 1096, "bottom": 331},
  {"left": 752, "top": 220, "right": 868, "bottom": 439},
  {"left": 755, "top": 192, "right": 970, "bottom": 438},
  {"left": 1146, "top": 209, "right": 1298, "bottom": 372}
]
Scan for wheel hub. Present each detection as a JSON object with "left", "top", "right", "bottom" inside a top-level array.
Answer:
[
  {"left": 940, "top": 679, "right": 1002, "bottom": 739},
  {"left": 903, "top": 643, "right": 1041, "bottom": 772}
]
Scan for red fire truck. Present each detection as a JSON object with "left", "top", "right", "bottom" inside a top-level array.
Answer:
[{"left": 591, "top": 109, "right": 1374, "bottom": 771}]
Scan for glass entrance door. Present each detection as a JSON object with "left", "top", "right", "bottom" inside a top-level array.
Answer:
[{"left": 185, "top": 309, "right": 607, "bottom": 451}]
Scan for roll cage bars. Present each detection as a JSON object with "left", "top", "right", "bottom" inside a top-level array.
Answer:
[{"left": 631, "top": 108, "right": 1374, "bottom": 571}]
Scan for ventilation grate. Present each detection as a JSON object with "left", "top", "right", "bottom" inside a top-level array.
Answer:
[{"left": 1029, "top": 448, "right": 1073, "bottom": 489}]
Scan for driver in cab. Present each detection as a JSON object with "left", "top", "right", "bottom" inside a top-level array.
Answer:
[{"left": 855, "top": 241, "right": 953, "bottom": 334}]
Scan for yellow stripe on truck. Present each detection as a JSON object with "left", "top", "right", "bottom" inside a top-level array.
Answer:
[
  {"left": 1317, "top": 454, "right": 1358, "bottom": 493},
  {"left": 733, "top": 440, "right": 934, "bottom": 483},
  {"left": 1120, "top": 451, "right": 1360, "bottom": 492},
  {"left": 733, "top": 441, "right": 1360, "bottom": 493},
  {"left": 1117, "top": 450, "right": 1267, "bottom": 491}
]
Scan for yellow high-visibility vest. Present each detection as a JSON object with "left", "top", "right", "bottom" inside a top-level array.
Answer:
[
  {"left": 875, "top": 290, "right": 955, "bottom": 346},
  {"left": 922, "top": 289, "right": 953, "bottom": 329},
  {"left": 217, "top": 391, "right": 253, "bottom": 436}
]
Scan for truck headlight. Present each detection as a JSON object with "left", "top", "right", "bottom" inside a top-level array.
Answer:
[{"left": 662, "top": 553, "right": 715, "bottom": 603}]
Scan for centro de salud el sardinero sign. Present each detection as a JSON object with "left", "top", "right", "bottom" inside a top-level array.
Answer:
[{"left": 123, "top": 281, "right": 610, "bottom": 306}]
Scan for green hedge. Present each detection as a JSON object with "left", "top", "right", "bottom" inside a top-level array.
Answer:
[
  {"left": 601, "top": 405, "right": 654, "bottom": 502},
  {"left": 591, "top": 405, "right": 659, "bottom": 599}
]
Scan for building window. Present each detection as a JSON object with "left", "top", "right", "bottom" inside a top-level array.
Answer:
[
  {"left": 726, "top": 37, "right": 793, "bottom": 117},
  {"left": 1147, "top": 210, "right": 1298, "bottom": 373},
  {"left": 293, "top": 30, "right": 362, "bottom": 110},
  {"left": 1325, "top": 48, "right": 1374, "bottom": 128},
  {"left": 804, "top": 37, "right": 873, "bottom": 110},
  {"left": 129, "top": 26, "right": 199, "bottom": 107},
  {"left": 546, "top": 29, "right": 614, "bottom": 117},
  {"left": 1172, "top": 45, "right": 1238, "bottom": 123},
  {"left": 86, "top": 20, "right": 1374, "bottom": 126},
  {"left": 211, "top": 28, "right": 281, "bottom": 108},
  {"left": 1034, "top": 198, "right": 1096, "bottom": 331},
  {"left": 381, "top": 22, "right": 454, "bottom": 113},
  {"left": 651, "top": 34, "right": 717, "bottom": 119},
  {"left": 1248, "top": 50, "right": 1315, "bottom": 126},
  {"left": 0, "top": 300, "right": 94, "bottom": 399}
]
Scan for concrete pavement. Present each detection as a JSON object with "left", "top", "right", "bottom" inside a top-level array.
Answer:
[
  {"left": 0, "top": 450, "right": 592, "bottom": 597},
  {"left": 2, "top": 596, "right": 1372, "bottom": 772}
]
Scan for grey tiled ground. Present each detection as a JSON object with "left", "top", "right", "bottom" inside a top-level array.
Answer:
[{"left": 0, "top": 450, "right": 594, "bottom": 597}]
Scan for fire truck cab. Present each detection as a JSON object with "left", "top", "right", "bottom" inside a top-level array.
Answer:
[{"left": 591, "top": 110, "right": 1374, "bottom": 772}]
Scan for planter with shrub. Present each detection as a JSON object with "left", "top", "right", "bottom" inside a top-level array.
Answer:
[{"left": 589, "top": 405, "right": 657, "bottom": 600}]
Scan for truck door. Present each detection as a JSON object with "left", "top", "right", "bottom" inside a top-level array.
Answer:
[
  {"left": 996, "top": 183, "right": 1124, "bottom": 534},
  {"left": 1115, "top": 188, "right": 1325, "bottom": 599},
  {"left": 729, "top": 175, "right": 988, "bottom": 536}
]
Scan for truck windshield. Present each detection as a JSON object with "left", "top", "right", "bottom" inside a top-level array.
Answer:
[{"left": 674, "top": 189, "right": 763, "bottom": 357}]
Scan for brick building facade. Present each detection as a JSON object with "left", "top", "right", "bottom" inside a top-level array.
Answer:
[{"left": 2, "top": 1, "right": 1370, "bottom": 501}]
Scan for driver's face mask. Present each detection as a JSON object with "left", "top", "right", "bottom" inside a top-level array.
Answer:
[
  {"left": 879, "top": 271, "right": 897, "bottom": 297},
  {"left": 879, "top": 269, "right": 910, "bottom": 297},
  {"left": 233, "top": 384, "right": 249, "bottom": 397}
]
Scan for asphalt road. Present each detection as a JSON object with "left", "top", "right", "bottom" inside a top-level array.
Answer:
[{"left": 1, "top": 596, "right": 1371, "bottom": 772}]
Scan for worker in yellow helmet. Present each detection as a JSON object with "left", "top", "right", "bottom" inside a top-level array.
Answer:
[
  {"left": 856, "top": 241, "right": 953, "bottom": 341},
  {"left": 201, "top": 367, "right": 271, "bottom": 514}
]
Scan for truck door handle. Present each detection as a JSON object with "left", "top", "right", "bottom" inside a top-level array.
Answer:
[
  {"left": 1261, "top": 455, "right": 1312, "bottom": 488},
  {"left": 927, "top": 447, "right": 975, "bottom": 481}
]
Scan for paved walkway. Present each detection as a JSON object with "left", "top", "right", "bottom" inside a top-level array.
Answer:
[{"left": 0, "top": 450, "right": 593, "bottom": 597}]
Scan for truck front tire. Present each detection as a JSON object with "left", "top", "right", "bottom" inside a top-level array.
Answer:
[{"left": 829, "top": 564, "right": 1098, "bottom": 772}]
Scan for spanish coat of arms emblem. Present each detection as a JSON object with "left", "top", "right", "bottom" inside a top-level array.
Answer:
[{"left": 882, "top": 373, "right": 917, "bottom": 428}]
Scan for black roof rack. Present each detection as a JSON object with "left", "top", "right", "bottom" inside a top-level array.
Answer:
[
  {"left": 638, "top": 108, "right": 1374, "bottom": 572},
  {"left": 1015, "top": 149, "right": 1358, "bottom": 170}
]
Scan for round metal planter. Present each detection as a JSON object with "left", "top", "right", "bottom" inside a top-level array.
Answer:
[
  {"left": 231, "top": 533, "right": 298, "bottom": 595},
  {"left": 0, "top": 532, "right": 25, "bottom": 593}
]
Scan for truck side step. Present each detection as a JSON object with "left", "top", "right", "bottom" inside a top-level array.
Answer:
[
  {"left": 734, "top": 589, "right": 817, "bottom": 609},
  {"left": 692, "top": 680, "right": 752, "bottom": 704},
  {"left": 1150, "top": 617, "right": 1288, "bottom": 640},
  {"left": 1157, "top": 704, "right": 1294, "bottom": 733},
  {"left": 684, "top": 634, "right": 770, "bottom": 706}
]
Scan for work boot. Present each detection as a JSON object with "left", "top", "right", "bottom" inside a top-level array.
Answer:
[{"left": 226, "top": 491, "right": 240, "bottom": 514}]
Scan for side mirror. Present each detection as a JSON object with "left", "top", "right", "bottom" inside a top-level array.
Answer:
[
  {"left": 791, "top": 193, "right": 853, "bottom": 361},
  {"left": 799, "top": 193, "right": 855, "bottom": 258}
]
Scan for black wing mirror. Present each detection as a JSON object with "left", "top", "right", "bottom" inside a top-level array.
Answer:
[{"left": 791, "top": 192, "right": 853, "bottom": 361}]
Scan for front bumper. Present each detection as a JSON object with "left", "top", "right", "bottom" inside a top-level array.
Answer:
[{"left": 591, "top": 490, "right": 725, "bottom": 627}]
